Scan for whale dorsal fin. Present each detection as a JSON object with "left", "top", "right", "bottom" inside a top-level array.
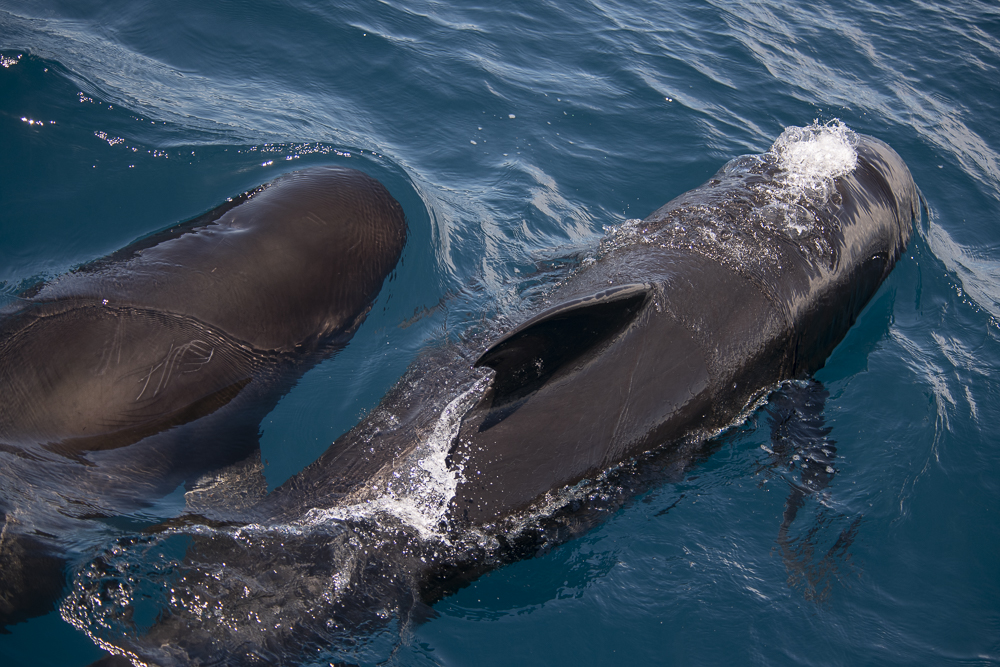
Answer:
[{"left": 475, "top": 283, "right": 650, "bottom": 406}]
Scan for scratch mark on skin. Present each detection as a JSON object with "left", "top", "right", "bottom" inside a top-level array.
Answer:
[
  {"left": 135, "top": 340, "right": 214, "bottom": 401},
  {"left": 98, "top": 317, "right": 128, "bottom": 377},
  {"left": 608, "top": 339, "right": 641, "bottom": 463},
  {"left": 116, "top": 318, "right": 124, "bottom": 367},
  {"left": 136, "top": 346, "right": 169, "bottom": 401},
  {"left": 304, "top": 212, "right": 326, "bottom": 227}
]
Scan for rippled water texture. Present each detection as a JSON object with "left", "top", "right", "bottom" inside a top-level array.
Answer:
[{"left": 1, "top": 0, "right": 999, "bottom": 665}]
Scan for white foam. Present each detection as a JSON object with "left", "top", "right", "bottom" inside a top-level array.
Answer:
[
  {"left": 769, "top": 119, "right": 858, "bottom": 196},
  {"left": 302, "top": 376, "right": 490, "bottom": 541},
  {"left": 749, "top": 120, "right": 860, "bottom": 242}
]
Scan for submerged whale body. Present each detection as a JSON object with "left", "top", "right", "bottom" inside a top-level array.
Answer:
[
  {"left": 0, "top": 167, "right": 407, "bottom": 627},
  {"left": 66, "top": 125, "right": 921, "bottom": 667}
]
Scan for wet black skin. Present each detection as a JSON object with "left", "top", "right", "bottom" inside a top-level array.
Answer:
[
  {"left": 446, "top": 135, "right": 919, "bottom": 524},
  {"left": 68, "top": 135, "right": 920, "bottom": 666},
  {"left": 0, "top": 166, "right": 407, "bottom": 627},
  {"left": 269, "top": 135, "right": 919, "bottom": 525}
]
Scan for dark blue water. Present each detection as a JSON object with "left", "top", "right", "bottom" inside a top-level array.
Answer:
[{"left": 1, "top": 0, "right": 998, "bottom": 665}]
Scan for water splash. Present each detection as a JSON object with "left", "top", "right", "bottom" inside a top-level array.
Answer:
[
  {"left": 771, "top": 120, "right": 858, "bottom": 180},
  {"left": 300, "top": 376, "right": 490, "bottom": 541},
  {"left": 769, "top": 119, "right": 858, "bottom": 204},
  {"left": 598, "top": 120, "right": 861, "bottom": 261},
  {"left": 755, "top": 119, "right": 858, "bottom": 243}
]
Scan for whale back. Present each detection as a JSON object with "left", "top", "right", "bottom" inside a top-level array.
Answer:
[
  {"left": 0, "top": 167, "right": 406, "bottom": 450},
  {"left": 449, "top": 132, "right": 919, "bottom": 522},
  {"left": 22, "top": 166, "right": 407, "bottom": 352}
]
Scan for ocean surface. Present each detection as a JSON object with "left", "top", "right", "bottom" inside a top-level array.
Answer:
[{"left": 1, "top": 0, "right": 998, "bottom": 665}]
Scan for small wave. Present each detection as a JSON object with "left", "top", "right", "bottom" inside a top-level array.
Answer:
[{"left": 923, "top": 216, "right": 1000, "bottom": 324}]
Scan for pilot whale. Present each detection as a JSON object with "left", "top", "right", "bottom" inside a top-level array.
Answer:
[
  {"left": 65, "top": 125, "right": 921, "bottom": 667},
  {"left": 0, "top": 166, "right": 406, "bottom": 627},
  {"left": 268, "top": 128, "right": 919, "bottom": 525}
]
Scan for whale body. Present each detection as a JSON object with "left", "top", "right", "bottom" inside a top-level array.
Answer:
[
  {"left": 0, "top": 166, "right": 407, "bottom": 627},
  {"left": 1, "top": 166, "right": 406, "bottom": 455},
  {"left": 65, "top": 126, "right": 921, "bottom": 667},
  {"left": 268, "top": 128, "right": 918, "bottom": 525}
]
